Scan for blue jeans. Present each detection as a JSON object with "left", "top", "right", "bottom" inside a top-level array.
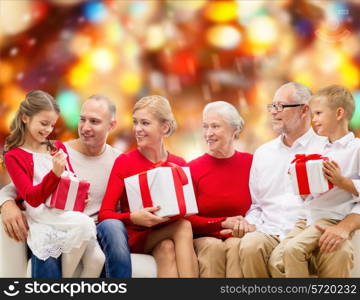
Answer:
[
  {"left": 31, "top": 254, "right": 61, "bottom": 278},
  {"left": 32, "top": 219, "right": 131, "bottom": 278},
  {"left": 97, "top": 219, "right": 132, "bottom": 278}
]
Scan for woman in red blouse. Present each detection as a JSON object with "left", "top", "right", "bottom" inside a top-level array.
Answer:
[
  {"left": 99, "top": 95, "right": 198, "bottom": 277},
  {"left": 188, "top": 101, "right": 253, "bottom": 277}
]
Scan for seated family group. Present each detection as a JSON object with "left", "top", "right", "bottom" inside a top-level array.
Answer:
[{"left": 0, "top": 81, "right": 359, "bottom": 278}]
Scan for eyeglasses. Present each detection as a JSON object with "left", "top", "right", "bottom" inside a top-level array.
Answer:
[{"left": 266, "top": 103, "right": 304, "bottom": 112}]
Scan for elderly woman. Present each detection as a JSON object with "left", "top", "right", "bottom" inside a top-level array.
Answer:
[
  {"left": 188, "top": 101, "right": 252, "bottom": 277},
  {"left": 98, "top": 95, "right": 199, "bottom": 278}
]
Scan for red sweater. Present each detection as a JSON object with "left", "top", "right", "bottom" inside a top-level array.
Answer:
[
  {"left": 187, "top": 151, "right": 253, "bottom": 238},
  {"left": 98, "top": 149, "right": 187, "bottom": 224},
  {"left": 4, "top": 141, "right": 71, "bottom": 207}
]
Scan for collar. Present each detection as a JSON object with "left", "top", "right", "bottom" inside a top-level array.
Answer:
[
  {"left": 325, "top": 132, "right": 355, "bottom": 148},
  {"left": 277, "top": 127, "right": 317, "bottom": 149}
]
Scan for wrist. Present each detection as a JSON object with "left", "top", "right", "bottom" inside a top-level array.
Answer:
[
  {"left": 52, "top": 169, "right": 61, "bottom": 177},
  {"left": 338, "top": 176, "right": 347, "bottom": 189},
  {"left": 0, "top": 199, "right": 16, "bottom": 213},
  {"left": 338, "top": 220, "right": 355, "bottom": 233},
  {"left": 129, "top": 212, "right": 139, "bottom": 225},
  {"left": 129, "top": 212, "right": 135, "bottom": 223}
]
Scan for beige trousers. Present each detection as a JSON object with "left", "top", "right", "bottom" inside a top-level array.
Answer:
[
  {"left": 238, "top": 231, "right": 280, "bottom": 277},
  {"left": 269, "top": 219, "right": 354, "bottom": 278},
  {"left": 194, "top": 237, "right": 242, "bottom": 277}
]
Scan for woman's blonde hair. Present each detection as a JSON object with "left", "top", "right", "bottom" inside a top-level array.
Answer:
[
  {"left": 3, "top": 90, "right": 60, "bottom": 154},
  {"left": 133, "top": 95, "right": 177, "bottom": 136}
]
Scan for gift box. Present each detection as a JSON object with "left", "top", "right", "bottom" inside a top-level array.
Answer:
[
  {"left": 125, "top": 163, "right": 198, "bottom": 218},
  {"left": 46, "top": 171, "right": 90, "bottom": 212},
  {"left": 289, "top": 154, "right": 333, "bottom": 195}
]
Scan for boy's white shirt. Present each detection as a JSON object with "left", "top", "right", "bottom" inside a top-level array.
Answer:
[{"left": 304, "top": 132, "right": 360, "bottom": 225}]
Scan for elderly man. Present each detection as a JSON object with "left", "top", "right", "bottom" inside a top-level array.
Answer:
[
  {"left": 0, "top": 94, "right": 131, "bottom": 277},
  {"left": 235, "top": 82, "right": 360, "bottom": 277}
]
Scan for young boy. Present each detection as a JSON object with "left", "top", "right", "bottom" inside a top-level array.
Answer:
[{"left": 270, "top": 84, "right": 360, "bottom": 277}]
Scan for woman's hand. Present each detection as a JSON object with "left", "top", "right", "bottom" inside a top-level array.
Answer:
[
  {"left": 232, "top": 219, "right": 256, "bottom": 238},
  {"left": 221, "top": 216, "right": 244, "bottom": 229},
  {"left": 130, "top": 206, "right": 170, "bottom": 227},
  {"left": 220, "top": 217, "right": 256, "bottom": 238},
  {"left": 52, "top": 149, "right": 67, "bottom": 177}
]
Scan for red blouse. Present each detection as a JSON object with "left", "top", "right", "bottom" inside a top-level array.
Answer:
[{"left": 187, "top": 151, "right": 253, "bottom": 239}]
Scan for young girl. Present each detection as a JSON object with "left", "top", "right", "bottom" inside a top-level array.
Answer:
[{"left": 2, "top": 90, "right": 105, "bottom": 277}]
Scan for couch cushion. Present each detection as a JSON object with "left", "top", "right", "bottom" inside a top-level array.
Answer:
[{"left": 25, "top": 254, "right": 157, "bottom": 278}]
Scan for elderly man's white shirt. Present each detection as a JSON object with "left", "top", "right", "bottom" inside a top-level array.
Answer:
[{"left": 246, "top": 128, "right": 327, "bottom": 239}]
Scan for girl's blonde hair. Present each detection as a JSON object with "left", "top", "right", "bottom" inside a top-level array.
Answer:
[
  {"left": 3, "top": 90, "right": 60, "bottom": 154},
  {"left": 133, "top": 95, "right": 177, "bottom": 136}
]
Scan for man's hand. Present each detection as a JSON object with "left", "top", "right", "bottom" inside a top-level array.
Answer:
[
  {"left": 1, "top": 200, "right": 28, "bottom": 242},
  {"left": 316, "top": 223, "right": 350, "bottom": 253},
  {"left": 232, "top": 219, "right": 256, "bottom": 238},
  {"left": 220, "top": 217, "right": 256, "bottom": 238}
]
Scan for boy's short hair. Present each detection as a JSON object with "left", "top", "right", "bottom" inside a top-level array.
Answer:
[{"left": 310, "top": 85, "right": 355, "bottom": 121}]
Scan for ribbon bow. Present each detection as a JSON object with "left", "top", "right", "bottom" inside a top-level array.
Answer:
[
  {"left": 153, "top": 161, "right": 188, "bottom": 185},
  {"left": 291, "top": 153, "right": 333, "bottom": 195},
  {"left": 291, "top": 154, "right": 327, "bottom": 164}
]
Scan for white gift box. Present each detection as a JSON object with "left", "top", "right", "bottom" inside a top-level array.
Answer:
[
  {"left": 289, "top": 154, "right": 333, "bottom": 195},
  {"left": 125, "top": 166, "right": 198, "bottom": 218}
]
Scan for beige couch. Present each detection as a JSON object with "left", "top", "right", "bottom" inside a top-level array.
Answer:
[
  {"left": 1, "top": 215, "right": 359, "bottom": 277},
  {"left": 0, "top": 215, "right": 157, "bottom": 278}
]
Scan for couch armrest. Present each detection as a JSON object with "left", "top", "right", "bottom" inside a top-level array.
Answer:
[{"left": 0, "top": 214, "right": 28, "bottom": 277}]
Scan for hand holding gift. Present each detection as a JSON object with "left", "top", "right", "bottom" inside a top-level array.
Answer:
[
  {"left": 130, "top": 206, "right": 170, "bottom": 227},
  {"left": 289, "top": 154, "right": 334, "bottom": 195},
  {"left": 47, "top": 147, "right": 90, "bottom": 212},
  {"left": 323, "top": 160, "right": 343, "bottom": 186},
  {"left": 51, "top": 148, "right": 67, "bottom": 177}
]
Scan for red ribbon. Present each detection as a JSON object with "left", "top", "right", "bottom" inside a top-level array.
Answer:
[
  {"left": 49, "top": 176, "right": 89, "bottom": 212},
  {"left": 138, "top": 161, "right": 188, "bottom": 216},
  {"left": 291, "top": 154, "right": 333, "bottom": 194},
  {"left": 291, "top": 154, "right": 325, "bottom": 164},
  {"left": 50, "top": 176, "right": 70, "bottom": 210}
]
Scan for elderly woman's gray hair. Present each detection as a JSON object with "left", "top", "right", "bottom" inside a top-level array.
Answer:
[{"left": 203, "top": 101, "right": 245, "bottom": 139}]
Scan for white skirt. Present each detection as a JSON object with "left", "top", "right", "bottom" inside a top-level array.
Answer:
[{"left": 25, "top": 203, "right": 97, "bottom": 260}]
